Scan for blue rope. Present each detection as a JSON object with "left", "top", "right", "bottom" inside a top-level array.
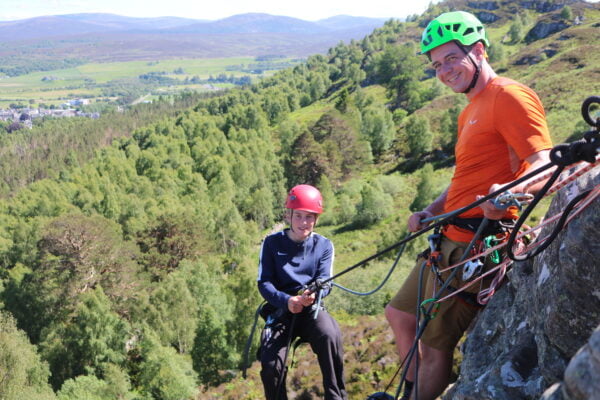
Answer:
[{"left": 331, "top": 236, "right": 408, "bottom": 296}]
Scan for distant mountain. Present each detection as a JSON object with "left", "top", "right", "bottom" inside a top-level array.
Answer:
[
  {"left": 0, "top": 12, "right": 390, "bottom": 65},
  {"left": 315, "top": 15, "right": 388, "bottom": 30},
  {"left": 0, "top": 13, "right": 201, "bottom": 40},
  {"left": 0, "top": 12, "right": 388, "bottom": 41},
  {"left": 0, "top": 15, "right": 113, "bottom": 40},
  {"left": 60, "top": 13, "right": 204, "bottom": 30},
  {"left": 168, "top": 13, "right": 330, "bottom": 34}
]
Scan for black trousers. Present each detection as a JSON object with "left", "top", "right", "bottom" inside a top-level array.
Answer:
[{"left": 259, "top": 308, "right": 347, "bottom": 400}]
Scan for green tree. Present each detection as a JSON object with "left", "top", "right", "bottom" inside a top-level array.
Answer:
[
  {"left": 57, "top": 365, "right": 135, "bottom": 400},
  {"left": 308, "top": 112, "right": 372, "bottom": 182},
  {"left": 136, "top": 331, "right": 198, "bottom": 400},
  {"left": 353, "top": 182, "right": 393, "bottom": 228},
  {"left": 315, "top": 174, "right": 337, "bottom": 226},
  {"left": 287, "top": 131, "right": 332, "bottom": 185},
  {"left": 405, "top": 115, "right": 433, "bottom": 157},
  {"left": 335, "top": 193, "right": 357, "bottom": 225},
  {"left": 508, "top": 19, "right": 523, "bottom": 44},
  {"left": 410, "top": 163, "right": 437, "bottom": 211},
  {"left": 136, "top": 212, "right": 213, "bottom": 279},
  {"left": 191, "top": 304, "right": 235, "bottom": 386},
  {"left": 369, "top": 43, "right": 424, "bottom": 111},
  {"left": 438, "top": 102, "right": 463, "bottom": 152},
  {"left": 488, "top": 42, "right": 506, "bottom": 65},
  {"left": 309, "top": 73, "right": 327, "bottom": 101},
  {"left": 0, "top": 311, "right": 56, "bottom": 400},
  {"left": 335, "top": 88, "right": 349, "bottom": 113},
  {"left": 133, "top": 271, "right": 198, "bottom": 354},
  {"left": 560, "top": 5, "right": 573, "bottom": 20},
  {"left": 361, "top": 106, "right": 395, "bottom": 158},
  {"left": 39, "top": 288, "right": 130, "bottom": 389},
  {"left": 4, "top": 214, "right": 139, "bottom": 343}
]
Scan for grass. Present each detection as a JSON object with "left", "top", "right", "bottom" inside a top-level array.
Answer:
[{"left": 0, "top": 56, "right": 302, "bottom": 107}]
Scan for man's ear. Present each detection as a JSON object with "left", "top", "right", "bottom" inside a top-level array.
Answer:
[
  {"left": 473, "top": 41, "right": 486, "bottom": 60},
  {"left": 284, "top": 209, "right": 291, "bottom": 224}
]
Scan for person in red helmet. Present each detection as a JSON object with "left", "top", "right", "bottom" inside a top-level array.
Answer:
[{"left": 257, "top": 184, "right": 347, "bottom": 400}]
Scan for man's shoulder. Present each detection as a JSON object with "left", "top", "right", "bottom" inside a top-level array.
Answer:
[
  {"left": 263, "top": 230, "right": 286, "bottom": 244},
  {"left": 483, "top": 76, "right": 542, "bottom": 109},
  {"left": 489, "top": 76, "right": 536, "bottom": 96},
  {"left": 491, "top": 76, "right": 520, "bottom": 87},
  {"left": 310, "top": 232, "right": 333, "bottom": 248}
]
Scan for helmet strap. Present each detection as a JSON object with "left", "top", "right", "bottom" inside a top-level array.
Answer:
[
  {"left": 289, "top": 209, "right": 295, "bottom": 233},
  {"left": 458, "top": 43, "right": 481, "bottom": 94}
]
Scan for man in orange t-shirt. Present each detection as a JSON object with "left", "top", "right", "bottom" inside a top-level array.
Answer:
[{"left": 384, "top": 11, "right": 553, "bottom": 400}]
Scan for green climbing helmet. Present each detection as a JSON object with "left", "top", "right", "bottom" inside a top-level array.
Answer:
[{"left": 420, "top": 11, "right": 490, "bottom": 55}]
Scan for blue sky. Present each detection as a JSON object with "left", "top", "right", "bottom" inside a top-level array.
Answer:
[{"left": 0, "top": 0, "right": 437, "bottom": 21}]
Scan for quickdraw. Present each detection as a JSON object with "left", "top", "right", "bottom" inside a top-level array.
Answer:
[{"left": 483, "top": 235, "right": 503, "bottom": 264}]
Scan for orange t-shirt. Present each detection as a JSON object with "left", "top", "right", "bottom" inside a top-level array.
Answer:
[{"left": 444, "top": 77, "right": 553, "bottom": 242}]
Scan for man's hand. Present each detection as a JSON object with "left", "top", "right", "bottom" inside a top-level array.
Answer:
[
  {"left": 288, "top": 296, "right": 304, "bottom": 313},
  {"left": 408, "top": 210, "right": 434, "bottom": 232},
  {"left": 477, "top": 183, "right": 506, "bottom": 220},
  {"left": 299, "top": 289, "right": 316, "bottom": 307}
]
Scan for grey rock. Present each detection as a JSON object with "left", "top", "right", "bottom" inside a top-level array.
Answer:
[
  {"left": 475, "top": 11, "right": 501, "bottom": 24},
  {"left": 519, "top": 1, "right": 569, "bottom": 13},
  {"left": 562, "top": 325, "right": 600, "bottom": 399},
  {"left": 468, "top": 1, "right": 499, "bottom": 10},
  {"left": 525, "top": 21, "right": 569, "bottom": 42}
]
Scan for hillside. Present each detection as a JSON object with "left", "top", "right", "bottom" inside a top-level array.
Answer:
[{"left": 0, "top": 0, "right": 598, "bottom": 399}]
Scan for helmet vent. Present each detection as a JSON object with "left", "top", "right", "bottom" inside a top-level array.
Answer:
[
  {"left": 464, "top": 27, "right": 474, "bottom": 36},
  {"left": 437, "top": 26, "right": 444, "bottom": 38},
  {"left": 452, "top": 23, "right": 461, "bottom": 32}
]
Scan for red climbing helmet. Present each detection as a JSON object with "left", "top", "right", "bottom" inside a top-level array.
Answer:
[{"left": 285, "top": 184, "right": 323, "bottom": 214}]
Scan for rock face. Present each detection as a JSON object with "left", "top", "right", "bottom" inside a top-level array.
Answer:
[
  {"left": 475, "top": 11, "right": 501, "bottom": 24},
  {"left": 519, "top": 1, "right": 571, "bottom": 13},
  {"left": 444, "top": 165, "right": 600, "bottom": 400},
  {"left": 467, "top": 1, "right": 499, "bottom": 11},
  {"left": 525, "top": 21, "right": 570, "bottom": 42}
]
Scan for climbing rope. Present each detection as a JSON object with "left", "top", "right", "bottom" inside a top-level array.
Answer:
[
  {"left": 304, "top": 158, "right": 557, "bottom": 295},
  {"left": 331, "top": 238, "right": 408, "bottom": 296}
]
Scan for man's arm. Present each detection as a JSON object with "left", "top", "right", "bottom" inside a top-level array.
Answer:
[
  {"left": 407, "top": 186, "right": 449, "bottom": 232},
  {"left": 257, "top": 238, "right": 291, "bottom": 310},
  {"left": 478, "top": 149, "right": 552, "bottom": 219},
  {"left": 298, "top": 238, "right": 335, "bottom": 308}
]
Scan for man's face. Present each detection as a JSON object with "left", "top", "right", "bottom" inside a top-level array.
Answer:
[
  {"left": 288, "top": 210, "right": 317, "bottom": 241},
  {"left": 430, "top": 41, "right": 477, "bottom": 93}
]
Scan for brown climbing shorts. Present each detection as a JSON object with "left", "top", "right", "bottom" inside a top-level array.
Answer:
[{"left": 388, "top": 236, "right": 492, "bottom": 353}]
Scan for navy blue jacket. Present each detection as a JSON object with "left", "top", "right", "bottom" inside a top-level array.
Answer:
[{"left": 257, "top": 230, "right": 334, "bottom": 310}]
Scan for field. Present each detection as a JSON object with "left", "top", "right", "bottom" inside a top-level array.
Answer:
[{"left": 0, "top": 56, "right": 303, "bottom": 107}]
